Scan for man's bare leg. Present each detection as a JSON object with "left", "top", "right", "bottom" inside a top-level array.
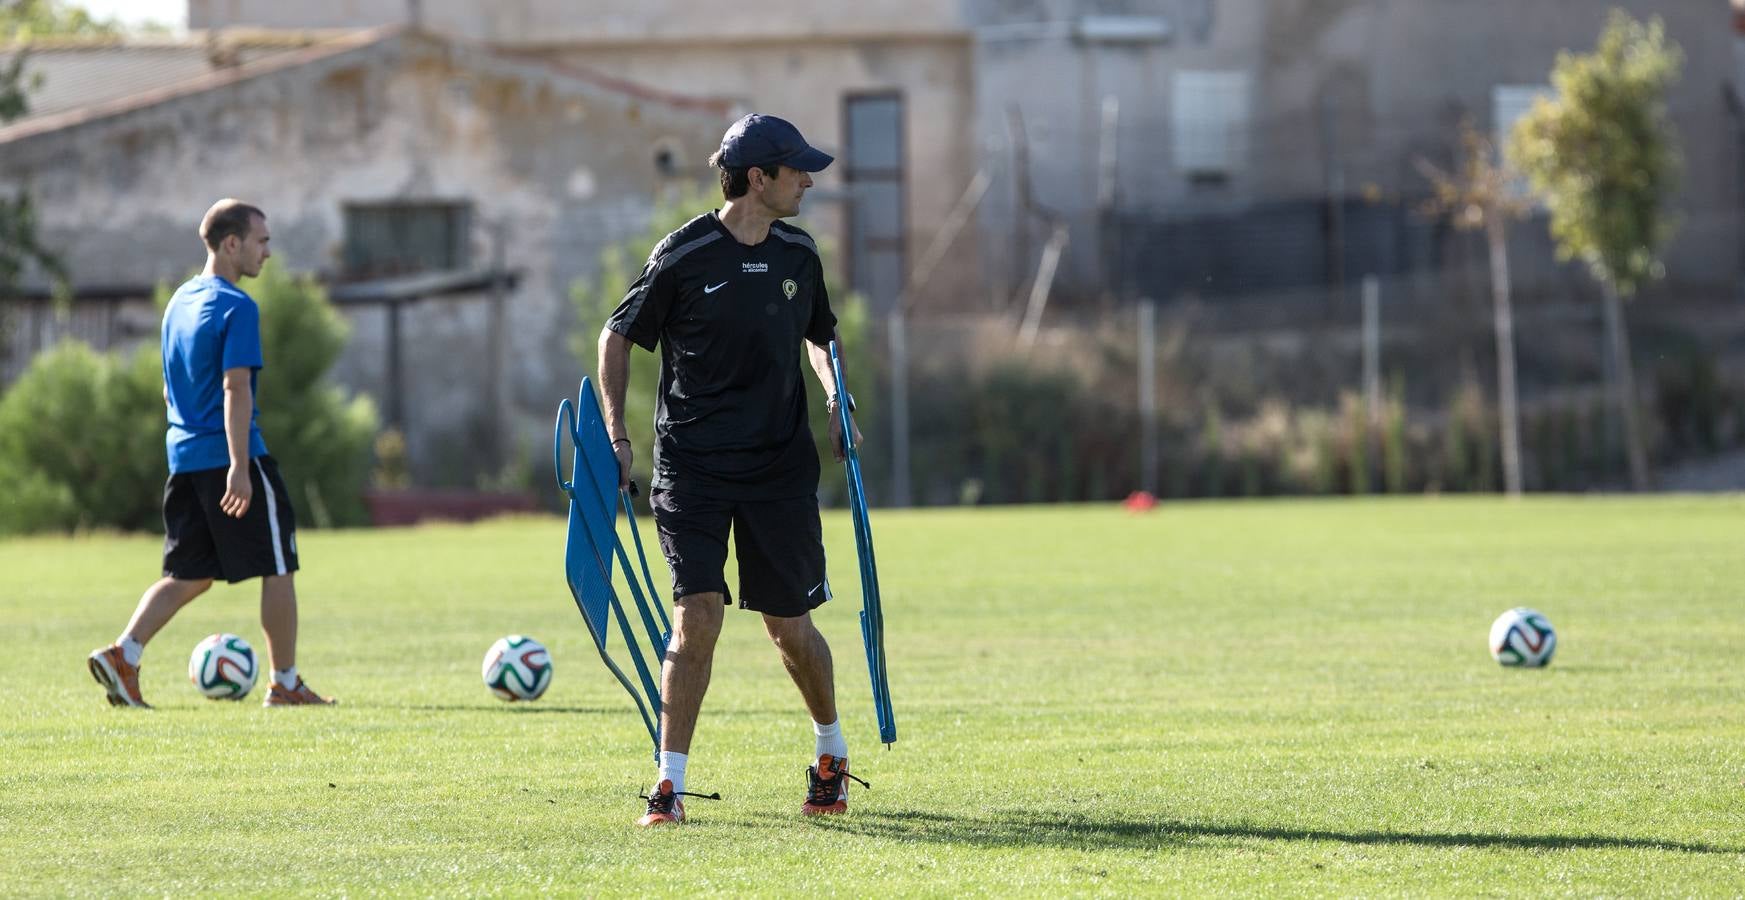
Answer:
[
  {"left": 259, "top": 573, "right": 297, "bottom": 672},
  {"left": 122, "top": 577, "right": 213, "bottom": 645},
  {"left": 763, "top": 612, "right": 837, "bottom": 724},
  {"left": 765, "top": 611, "right": 857, "bottom": 814},
  {"left": 639, "top": 591, "right": 725, "bottom": 825},
  {"left": 258, "top": 573, "right": 334, "bottom": 705},
  {"left": 660, "top": 592, "right": 726, "bottom": 754},
  {"left": 90, "top": 577, "right": 211, "bottom": 707}
]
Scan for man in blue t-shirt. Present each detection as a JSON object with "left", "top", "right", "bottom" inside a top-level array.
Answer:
[{"left": 87, "top": 199, "right": 334, "bottom": 709}]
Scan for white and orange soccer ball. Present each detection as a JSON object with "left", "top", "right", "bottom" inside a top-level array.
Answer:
[
  {"left": 188, "top": 633, "right": 258, "bottom": 700},
  {"left": 1489, "top": 607, "right": 1557, "bottom": 668},
  {"left": 482, "top": 636, "right": 553, "bottom": 701}
]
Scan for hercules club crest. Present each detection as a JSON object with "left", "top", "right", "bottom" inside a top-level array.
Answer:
[{"left": 782, "top": 278, "right": 798, "bottom": 300}]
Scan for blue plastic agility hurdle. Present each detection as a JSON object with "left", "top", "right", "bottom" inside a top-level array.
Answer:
[
  {"left": 829, "top": 341, "right": 897, "bottom": 746},
  {"left": 554, "top": 378, "right": 670, "bottom": 759}
]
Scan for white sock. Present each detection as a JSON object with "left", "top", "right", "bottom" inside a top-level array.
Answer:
[
  {"left": 813, "top": 719, "right": 848, "bottom": 761},
  {"left": 657, "top": 751, "right": 688, "bottom": 795},
  {"left": 117, "top": 636, "right": 143, "bottom": 667},
  {"left": 273, "top": 667, "right": 298, "bottom": 690}
]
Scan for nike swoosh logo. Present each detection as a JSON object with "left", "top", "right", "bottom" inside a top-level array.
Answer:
[
  {"left": 704, "top": 281, "right": 728, "bottom": 294},
  {"left": 807, "top": 582, "right": 825, "bottom": 598}
]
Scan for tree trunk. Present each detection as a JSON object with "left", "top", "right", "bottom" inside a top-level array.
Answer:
[
  {"left": 1487, "top": 219, "right": 1523, "bottom": 496},
  {"left": 1600, "top": 282, "right": 1651, "bottom": 490}
]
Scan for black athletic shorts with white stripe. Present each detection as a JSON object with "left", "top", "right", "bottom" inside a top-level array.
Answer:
[
  {"left": 650, "top": 488, "right": 830, "bottom": 618},
  {"left": 161, "top": 455, "right": 299, "bottom": 583}
]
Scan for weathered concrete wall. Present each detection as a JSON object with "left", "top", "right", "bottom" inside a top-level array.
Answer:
[
  {"left": 113, "top": 1, "right": 1745, "bottom": 305},
  {"left": 0, "top": 32, "right": 727, "bottom": 483},
  {"left": 1327, "top": 0, "right": 1740, "bottom": 290},
  {"left": 969, "top": 0, "right": 1267, "bottom": 295},
  {"left": 970, "top": 0, "right": 1740, "bottom": 297},
  {"left": 533, "top": 37, "right": 981, "bottom": 312},
  {"left": 187, "top": 2, "right": 986, "bottom": 310}
]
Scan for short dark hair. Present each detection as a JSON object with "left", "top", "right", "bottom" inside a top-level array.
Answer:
[
  {"left": 199, "top": 199, "right": 265, "bottom": 251},
  {"left": 709, "top": 150, "right": 780, "bottom": 200}
]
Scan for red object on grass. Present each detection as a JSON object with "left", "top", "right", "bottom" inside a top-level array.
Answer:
[{"left": 1123, "top": 490, "right": 1157, "bottom": 512}]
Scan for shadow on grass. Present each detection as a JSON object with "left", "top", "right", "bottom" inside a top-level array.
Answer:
[
  {"left": 783, "top": 809, "right": 1738, "bottom": 855},
  {"left": 403, "top": 704, "right": 618, "bottom": 715}
]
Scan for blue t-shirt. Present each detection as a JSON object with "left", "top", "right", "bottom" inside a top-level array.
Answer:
[{"left": 162, "top": 275, "right": 269, "bottom": 474}]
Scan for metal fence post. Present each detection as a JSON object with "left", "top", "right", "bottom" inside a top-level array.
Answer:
[
  {"left": 1138, "top": 298, "right": 1158, "bottom": 495},
  {"left": 888, "top": 306, "right": 912, "bottom": 508}
]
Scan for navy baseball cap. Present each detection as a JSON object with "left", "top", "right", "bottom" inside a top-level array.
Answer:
[{"left": 716, "top": 114, "right": 834, "bottom": 172}]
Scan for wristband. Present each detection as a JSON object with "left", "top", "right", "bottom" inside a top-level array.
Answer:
[
  {"left": 611, "top": 438, "right": 631, "bottom": 448},
  {"left": 827, "top": 392, "right": 856, "bottom": 413}
]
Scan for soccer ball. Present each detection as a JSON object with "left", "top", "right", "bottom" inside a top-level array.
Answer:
[
  {"left": 188, "top": 633, "right": 258, "bottom": 700},
  {"left": 482, "top": 636, "right": 552, "bottom": 701},
  {"left": 1489, "top": 607, "right": 1557, "bottom": 667}
]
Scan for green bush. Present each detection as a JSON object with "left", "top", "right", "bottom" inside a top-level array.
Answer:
[
  {"left": 1340, "top": 393, "right": 1371, "bottom": 495},
  {"left": 885, "top": 332, "right": 1730, "bottom": 503},
  {"left": 1439, "top": 381, "right": 1497, "bottom": 492},
  {"left": 1382, "top": 377, "right": 1410, "bottom": 494},
  {"left": 902, "top": 359, "right": 1139, "bottom": 505},
  {"left": 966, "top": 363, "right": 1087, "bottom": 504},
  {"left": 1655, "top": 349, "right": 1739, "bottom": 456},
  {"left": 247, "top": 262, "right": 379, "bottom": 527},
  {"left": 1198, "top": 405, "right": 1225, "bottom": 497},
  {"left": 0, "top": 341, "right": 166, "bottom": 533},
  {"left": 0, "top": 262, "right": 376, "bottom": 535}
]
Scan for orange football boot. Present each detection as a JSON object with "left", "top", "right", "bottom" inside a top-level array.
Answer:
[
  {"left": 637, "top": 779, "right": 686, "bottom": 827},
  {"left": 87, "top": 644, "right": 150, "bottom": 709},
  {"left": 263, "top": 677, "right": 336, "bottom": 707},
  {"left": 801, "top": 754, "right": 869, "bottom": 816}
]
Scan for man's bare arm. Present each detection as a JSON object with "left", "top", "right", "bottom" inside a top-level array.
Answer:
[
  {"left": 597, "top": 327, "right": 634, "bottom": 488},
  {"left": 220, "top": 367, "right": 254, "bottom": 518},
  {"left": 805, "top": 331, "right": 843, "bottom": 402},
  {"left": 806, "top": 332, "right": 859, "bottom": 461}
]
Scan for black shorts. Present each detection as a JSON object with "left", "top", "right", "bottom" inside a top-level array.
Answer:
[
  {"left": 162, "top": 456, "right": 300, "bottom": 584},
  {"left": 650, "top": 489, "right": 830, "bottom": 618}
]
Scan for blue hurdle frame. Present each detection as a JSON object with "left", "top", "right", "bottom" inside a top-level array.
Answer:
[
  {"left": 554, "top": 378, "right": 671, "bottom": 758},
  {"left": 829, "top": 341, "right": 897, "bottom": 746}
]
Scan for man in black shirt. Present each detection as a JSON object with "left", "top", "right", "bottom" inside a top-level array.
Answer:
[{"left": 599, "top": 114, "right": 865, "bottom": 826}]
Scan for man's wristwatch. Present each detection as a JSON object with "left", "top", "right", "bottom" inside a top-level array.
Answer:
[{"left": 826, "top": 392, "right": 856, "bottom": 414}]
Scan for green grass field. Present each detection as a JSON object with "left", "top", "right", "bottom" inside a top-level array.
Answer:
[{"left": 2, "top": 497, "right": 1742, "bottom": 896}]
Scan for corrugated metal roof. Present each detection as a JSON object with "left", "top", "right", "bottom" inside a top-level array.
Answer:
[{"left": 0, "top": 33, "right": 349, "bottom": 125}]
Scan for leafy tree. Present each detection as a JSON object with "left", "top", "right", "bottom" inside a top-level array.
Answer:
[
  {"left": 0, "top": 49, "right": 35, "bottom": 120},
  {"left": 0, "top": 341, "right": 167, "bottom": 533},
  {"left": 2, "top": 29, "right": 69, "bottom": 367},
  {"left": 568, "top": 190, "right": 705, "bottom": 467},
  {"left": 1, "top": 0, "right": 122, "bottom": 288},
  {"left": 1418, "top": 120, "right": 1530, "bottom": 495},
  {"left": 0, "top": 181, "right": 62, "bottom": 292},
  {"left": 1509, "top": 11, "right": 1682, "bottom": 490},
  {"left": 1, "top": 0, "right": 122, "bottom": 40}
]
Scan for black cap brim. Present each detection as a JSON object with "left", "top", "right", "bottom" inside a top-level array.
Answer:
[{"left": 783, "top": 146, "right": 834, "bottom": 173}]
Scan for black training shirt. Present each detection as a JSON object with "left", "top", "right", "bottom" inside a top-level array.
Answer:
[{"left": 606, "top": 212, "right": 837, "bottom": 501}]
